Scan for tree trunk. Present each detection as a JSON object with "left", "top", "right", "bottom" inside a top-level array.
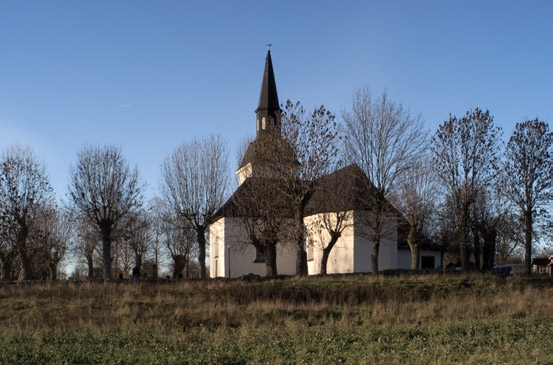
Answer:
[
  {"left": 524, "top": 209, "right": 533, "bottom": 276},
  {"left": 481, "top": 226, "right": 496, "bottom": 272},
  {"left": 0, "top": 251, "right": 14, "bottom": 281},
  {"left": 473, "top": 227, "right": 481, "bottom": 271},
  {"left": 17, "top": 247, "right": 33, "bottom": 281},
  {"left": 197, "top": 226, "right": 207, "bottom": 279},
  {"left": 321, "top": 233, "right": 340, "bottom": 275},
  {"left": 407, "top": 226, "right": 420, "bottom": 270},
  {"left": 460, "top": 206, "right": 470, "bottom": 271},
  {"left": 100, "top": 223, "right": 112, "bottom": 283},
  {"left": 172, "top": 255, "right": 186, "bottom": 279},
  {"left": 16, "top": 222, "right": 32, "bottom": 281},
  {"left": 294, "top": 211, "right": 308, "bottom": 276},
  {"left": 264, "top": 241, "right": 277, "bottom": 277},
  {"left": 48, "top": 262, "right": 57, "bottom": 281},
  {"left": 371, "top": 198, "right": 383, "bottom": 276},
  {"left": 86, "top": 255, "right": 94, "bottom": 281}
]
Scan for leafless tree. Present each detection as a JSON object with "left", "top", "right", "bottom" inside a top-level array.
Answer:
[
  {"left": 226, "top": 176, "right": 293, "bottom": 277},
  {"left": 389, "top": 154, "right": 436, "bottom": 270},
  {"left": 499, "top": 119, "right": 553, "bottom": 275},
  {"left": 280, "top": 100, "right": 339, "bottom": 275},
  {"left": 28, "top": 203, "right": 73, "bottom": 280},
  {"left": 159, "top": 134, "right": 229, "bottom": 279},
  {"left": 0, "top": 145, "right": 54, "bottom": 280},
  {"left": 68, "top": 144, "right": 144, "bottom": 283},
  {"left": 73, "top": 215, "right": 100, "bottom": 280},
  {"left": 431, "top": 108, "right": 501, "bottom": 271},
  {"left": 117, "top": 209, "right": 153, "bottom": 278},
  {"left": 343, "top": 88, "right": 427, "bottom": 274}
]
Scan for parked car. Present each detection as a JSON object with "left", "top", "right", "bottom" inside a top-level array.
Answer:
[{"left": 493, "top": 264, "right": 514, "bottom": 276}]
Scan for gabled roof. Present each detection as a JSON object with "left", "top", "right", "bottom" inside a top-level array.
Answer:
[
  {"left": 213, "top": 177, "right": 294, "bottom": 221},
  {"left": 305, "top": 164, "right": 384, "bottom": 215}
]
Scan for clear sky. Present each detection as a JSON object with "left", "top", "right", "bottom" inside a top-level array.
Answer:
[{"left": 1, "top": 1, "right": 551, "bottom": 202}]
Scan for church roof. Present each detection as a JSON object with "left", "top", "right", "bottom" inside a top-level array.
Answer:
[
  {"left": 255, "top": 50, "right": 280, "bottom": 116},
  {"left": 239, "top": 132, "right": 296, "bottom": 170},
  {"left": 305, "top": 164, "right": 386, "bottom": 215},
  {"left": 213, "top": 177, "right": 294, "bottom": 220}
]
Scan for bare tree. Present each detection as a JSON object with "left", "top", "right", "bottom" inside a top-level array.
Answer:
[
  {"left": 499, "top": 119, "right": 553, "bottom": 275},
  {"left": 225, "top": 177, "right": 293, "bottom": 277},
  {"left": 159, "top": 134, "right": 229, "bottom": 279},
  {"left": 343, "top": 88, "right": 427, "bottom": 274},
  {"left": 68, "top": 144, "right": 144, "bottom": 283},
  {"left": 280, "top": 100, "right": 339, "bottom": 275},
  {"left": 431, "top": 108, "right": 501, "bottom": 271},
  {"left": 0, "top": 145, "right": 54, "bottom": 280},
  {"left": 389, "top": 154, "right": 436, "bottom": 270},
  {"left": 73, "top": 216, "right": 100, "bottom": 280},
  {"left": 117, "top": 209, "right": 153, "bottom": 279},
  {"left": 28, "top": 203, "right": 73, "bottom": 280}
]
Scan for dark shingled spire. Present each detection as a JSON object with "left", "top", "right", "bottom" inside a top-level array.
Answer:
[{"left": 255, "top": 50, "right": 281, "bottom": 135}]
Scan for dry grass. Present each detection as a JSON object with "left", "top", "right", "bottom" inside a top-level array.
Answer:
[{"left": 1, "top": 274, "right": 553, "bottom": 364}]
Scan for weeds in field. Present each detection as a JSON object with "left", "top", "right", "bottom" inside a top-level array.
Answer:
[{"left": 1, "top": 275, "right": 552, "bottom": 364}]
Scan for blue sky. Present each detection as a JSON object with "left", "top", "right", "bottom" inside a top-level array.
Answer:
[{"left": 0, "top": 1, "right": 551, "bottom": 201}]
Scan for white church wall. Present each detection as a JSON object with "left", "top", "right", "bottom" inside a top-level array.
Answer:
[
  {"left": 352, "top": 211, "right": 398, "bottom": 273},
  {"left": 209, "top": 217, "right": 296, "bottom": 278},
  {"left": 304, "top": 212, "right": 355, "bottom": 275}
]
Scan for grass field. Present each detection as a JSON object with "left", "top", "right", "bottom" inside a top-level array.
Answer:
[{"left": 1, "top": 274, "right": 552, "bottom": 364}]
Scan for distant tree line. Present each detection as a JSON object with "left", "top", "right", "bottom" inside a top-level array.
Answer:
[{"left": 0, "top": 89, "right": 551, "bottom": 281}]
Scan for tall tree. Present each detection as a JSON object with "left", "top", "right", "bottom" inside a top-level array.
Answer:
[
  {"left": 0, "top": 145, "right": 54, "bottom": 280},
  {"left": 389, "top": 154, "right": 436, "bottom": 270},
  {"left": 499, "top": 119, "right": 553, "bottom": 275},
  {"left": 69, "top": 144, "right": 143, "bottom": 283},
  {"left": 343, "top": 88, "right": 427, "bottom": 274},
  {"left": 280, "top": 100, "right": 339, "bottom": 276},
  {"left": 159, "top": 134, "right": 229, "bottom": 279},
  {"left": 431, "top": 108, "right": 501, "bottom": 271}
]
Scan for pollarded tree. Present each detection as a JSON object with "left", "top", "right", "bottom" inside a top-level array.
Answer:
[
  {"left": 69, "top": 144, "right": 144, "bottom": 283},
  {"left": 343, "top": 88, "right": 427, "bottom": 275},
  {"left": 0, "top": 145, "right": 54, "bottom": 280},
  {"left": 159, "top": 134, "right": 229, "bottom": 279},
  {"left": 431, "top": 108, "right": 501, "bottom": 271},
  {"left": 499, "top": 119, "right": 553, "bottom": 275}
]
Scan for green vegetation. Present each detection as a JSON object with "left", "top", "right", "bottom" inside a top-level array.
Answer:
[{"left": 1, "top": 275, "right": 552, "bottom": 364}]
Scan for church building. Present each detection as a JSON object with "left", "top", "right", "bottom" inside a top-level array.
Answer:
[{"left": 209, "top": 50, "right": 441, "bottom": 278}]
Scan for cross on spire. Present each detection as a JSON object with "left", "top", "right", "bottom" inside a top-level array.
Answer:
[{"left": 266, "top": 43, "right": 272, "bottom": 51}]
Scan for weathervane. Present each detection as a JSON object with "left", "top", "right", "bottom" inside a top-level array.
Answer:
[{"left": 267, "top": 43, "right": 272, "bottom": 51}]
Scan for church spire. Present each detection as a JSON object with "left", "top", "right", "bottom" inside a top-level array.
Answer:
[{"left": 255, "top": 47, "right": 281, "bottom": 135}]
